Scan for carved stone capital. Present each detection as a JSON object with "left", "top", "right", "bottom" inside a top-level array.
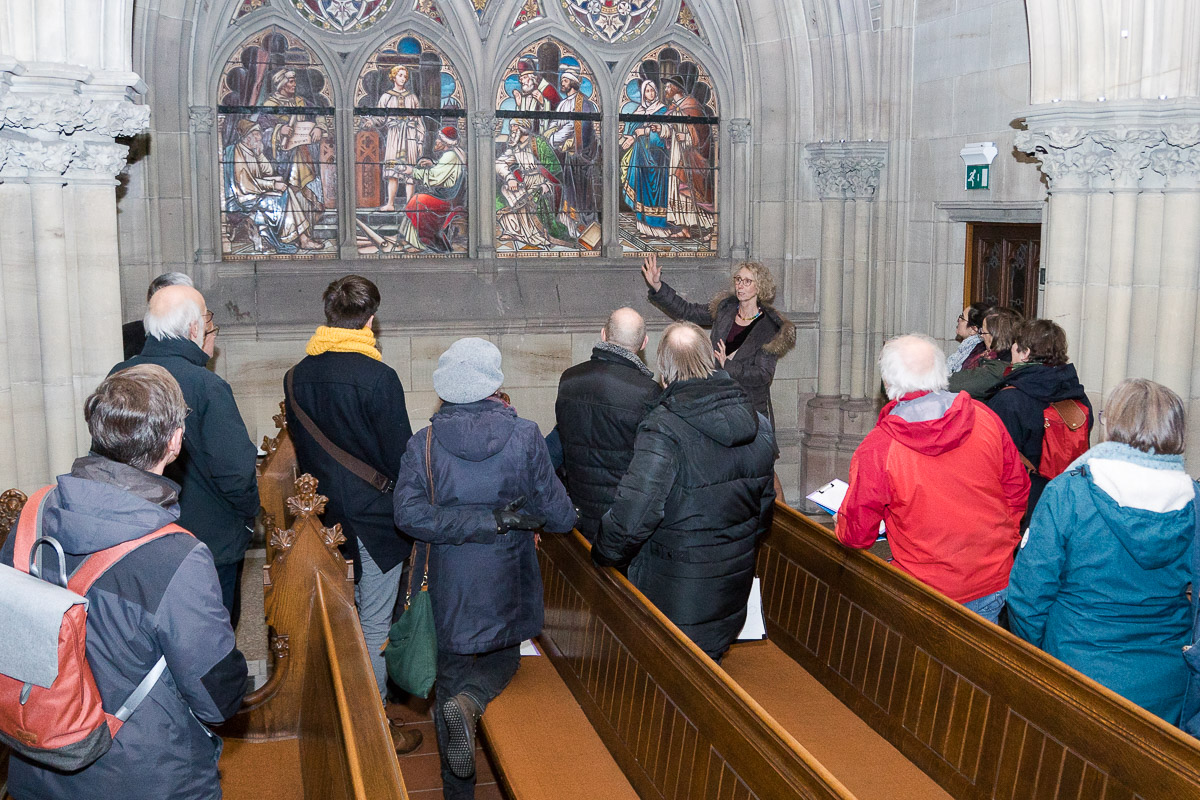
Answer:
[
  {"left": 0, "top": 90, "right": 149, "bottom": 138},
  {"left": 189, "top": 106, "right": 215, "bottom": 135},
  {"left": 0, "top": 136, "right": 131, "bottom": 180},
  {"left": 471, "top": 111, "right": 495, "bottom": 137},
  {"left": 729, "top": 118, "right": 751, "bottom": 144},
  {"left": 804, "top": 141, "right": 888, "bottom": 199}
]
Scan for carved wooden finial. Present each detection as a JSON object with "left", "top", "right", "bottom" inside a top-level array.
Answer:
[
  {"left": 273, "top": 401, "right": 287, "bottom": 431},
  {"left": 321, "top": 522, "right": 347, "bottom": 551},
  {"left": 260, "top": 434, "right": 280, "bottom": 456},
  {"left": 269, "top": 527, "right": 297, "bottom": 551},
  {"left": 285, "top": 474, "right": 327, "bottom": 519},
  {"left": 271, "top": 634, "right": 290, "bottom": 660},
  {"left": 0, "top": 488, "right": 28, "bottom": 541}
]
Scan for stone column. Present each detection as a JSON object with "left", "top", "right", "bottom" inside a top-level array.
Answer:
[
  {"left": 471, "top": 111, "right": 496, "bottom": 268},
  {"left": 728, "top": 118, "right": 751, "bottom": 261},
  {"left": 189, "top": 105, "right": 217, "bottom": 264},
  {"left": 0, "top": 61, "right": 148, "bottom": 489},
  {"left": 1016, "top": 103, "right": 1200, "bottom": 467},
  {"left": 800, "top": 142, "right": 887, "bottom": 493}
]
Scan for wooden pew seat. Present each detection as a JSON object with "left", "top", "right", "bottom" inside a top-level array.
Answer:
[
  {"left": 723, "top": 640, "right": 952, "bottom": 800},
  {"left": 481, "top": 643, "right": 638, "bottom": 800},
  {"left": 220, "top": 738, "right": 302, "bottom": 800}
]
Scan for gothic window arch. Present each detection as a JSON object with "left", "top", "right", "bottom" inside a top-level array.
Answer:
[
  {"left": 618, "top": 42, "right": 718, "bottom": 256},
  {"left": 354, "top": 34, "right": 468, "bottom": 257},
  {"left": 217, "top": 26, "right": 337, "bottom": 259},
  {"left": 494, "top": 37, "right": 602, "bottom": 256}
]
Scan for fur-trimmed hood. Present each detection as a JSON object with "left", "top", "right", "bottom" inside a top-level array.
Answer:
[{"left": 707, "top": 291, "right": 797, "bottom": 357}]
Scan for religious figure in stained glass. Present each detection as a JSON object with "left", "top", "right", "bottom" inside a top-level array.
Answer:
[
  {"left": 495, "top": 39, "right": 601, "bottom": 256},
  {"left": 354, "top": 34, "right": 467, "bottom": 256},
  {"left": 619, "top": 44, "right": 718, "bottom": 256},
  {"left": 560, "top": 0, "right": 659, "bottom": 43},
  {"left": 218, "top": 29, "right": 336, "bottom": 259}
]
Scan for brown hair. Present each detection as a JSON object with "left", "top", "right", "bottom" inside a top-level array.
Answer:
[
  {"left": 323, "top": 275, "right": 380, "bottom": 329},
  {"left": 86, "top": 364, "right": 187, "bottom": 470},
  {"left": 731, "top": 261, "right": 776, "bottom": 305},
  {"left": 1013, "top": 318, "right": 1069, "bottom": 366},
  {"left": 1103, "top": 378, "right": 1186, "bottom": 455},
  {"left": 657, "top": 321, "right": 714, "bottom": 385},
  {"left": 982, "top": 307, "right": 1023, "bottom": 353}
]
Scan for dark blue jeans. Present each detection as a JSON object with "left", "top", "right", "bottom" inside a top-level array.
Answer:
[
  {"left": 433, "top": 644, "right": 521, "bottom": 799},
  {"left": 215, "top": 560, "right": 244, "bottom": 627}
]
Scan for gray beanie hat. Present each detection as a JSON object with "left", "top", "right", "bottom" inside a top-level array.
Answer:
[{"left": 432, "top": 337, "right": 504, "bottom": 404}]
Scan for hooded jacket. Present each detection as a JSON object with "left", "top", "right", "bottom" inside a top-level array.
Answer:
[
  {"left": 554, "top": 343, "right": 660, "bottom": 540},
  {"left": 594, "top": 372, "right": 777, "bottom": 660},
  {"left": 393, "top": 398, "right": 576, "bottom": 655},
  {"left": 837, "top": 391, "right": 1030, "bottom": 603},
  {"left": 0, "top": 456, "right": 247, "bottom": 800},
  {"left": 647, "top": 281, "right": 796, "bottom": 421},
  {"left": 1008, "top": 444, "right": 1198, "bottom": 725},
  {"left": 114, "top": 336, "right": 260, "bottom": 565}
]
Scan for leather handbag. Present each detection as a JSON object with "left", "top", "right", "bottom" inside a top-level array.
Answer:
[{"left": 383, "top": 428, "right": 438, "bottom": 697}]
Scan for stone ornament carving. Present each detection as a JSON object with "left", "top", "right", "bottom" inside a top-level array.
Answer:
[
  {"left": 804, "top": 142, "right": 889, "bottom": 199},
  {"left": 471, "top": 111, "right": 495, "bottom": 137},
  {"left": 729, "top": 118, "right": 751, "bottom": 144},
  {"left": 189, "top": 106, "right": 215, "bottom": 134},
  {"left": 1017, "top": 107, "right": 1200, "bottom": 191},
  {"left": 0, "top": 137, "right": 132, "bottom": 179},
  {"left": 0, "top": 92, "right": 150, "bottom": 138}
]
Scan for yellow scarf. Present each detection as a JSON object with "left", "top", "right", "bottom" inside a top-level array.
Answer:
[{"left": 305, "top": 325, "right": 382, "bottom": 361}]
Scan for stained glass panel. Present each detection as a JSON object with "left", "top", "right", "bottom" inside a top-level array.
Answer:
[
  {"left": 675, "top": 0, "right": 706, "bottom": 41},
  {"left": 494, "top": 39, "right": 602, "bottom": 257},
  {"left": 292, "top": 0, "right": 395, "bottom": 33},
  {"left": 619, "top": 43, "right": 718, "bottom": 256},
  {"left": 560, "top": 0, "right": 659, "bottom": 43},
  {"left": 230, "top": 0, "right": 269, "bottom": 24},
  {"left": 512, "top": 0, "right": 544, "bottom": 30},
  {"left": 353, "top": 34, "right": 467, "bottom": 257},
  {"left": 413, "top": 0, "right": 444, "bottom": 24},
  {"left": 472, "top": 0, "right": 490, "bottom": 20},
  {"left": 218, "top": 28, "right": 337, "bottom": 260}
]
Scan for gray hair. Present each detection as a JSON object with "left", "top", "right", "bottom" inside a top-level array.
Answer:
[
  {"left": 144, "top": 292, "right": 204, "bottom": 346},
  {"left": 603, "top": 307, "right": 645, "bottom": 353},
  {"left": 1103, "top": 378, "right": 1186, "bottom": 455},
  {"left": 146, "top": 272, "right": 192, "bottom": 303},
  {"left": 657, "top": 321, "right": 714, "bottom": 386},
  {"left": 878, "top": 334, "right": 949, "bottom": 400},
  {"left": 86, "top": 364, "right": 187, "bottom": 470}
]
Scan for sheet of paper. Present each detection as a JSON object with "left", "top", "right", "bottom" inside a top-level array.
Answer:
[
  {"left": 736, "top": 577, "right": 767, "bottom": 641},
  {"left": 806, "top": 478, "right": 849, "bottom": 516},
  {"left": 520, "top": 639, "right": 541, "bottom": 657}
]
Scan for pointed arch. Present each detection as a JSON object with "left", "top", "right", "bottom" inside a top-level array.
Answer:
[
  {"left": 352, "top": 33, "right": 469, "bottom": 256},
  {"left": 618, "top": 41, "right": 718, "bottom": 256},
  {"left": 494, "top": 36, "right": 603, "bottom": 256},
  {"left": 217, "top": 26, "right": 337, "bottom": 259}
]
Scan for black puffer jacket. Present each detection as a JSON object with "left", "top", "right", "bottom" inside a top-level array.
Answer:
[
  {"left": 555, "top": 343, "right": 660, "bottom": 540},
  {"left": 594, "top": 372, "right": 777, "bottom": 660},
  {"left": 285, "top": 351, "right": 413, "bottom": 576},
  {"left": 987, "top": 362, "right": 1093, "bottom": 511},
  {"left": 647, "top": 281, "right": 795, "bottom": 421},
  {"left": 114, "top": 337, "right": 259, "bottom": 565}
]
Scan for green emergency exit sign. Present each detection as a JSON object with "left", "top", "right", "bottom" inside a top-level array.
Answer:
[{"left": 966, "top": 164, "right": 990, "bottom": 190}]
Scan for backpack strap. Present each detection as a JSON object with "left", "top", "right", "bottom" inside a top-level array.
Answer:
[
  {"left": 12, "top": 486, "right": 55, "bottom": 575},
  {"left": 1049, "top": 399, "right": 1088, "bottom": 431},
  {"left": 67, "top": 523, "right": 191, "bottom": 597}
]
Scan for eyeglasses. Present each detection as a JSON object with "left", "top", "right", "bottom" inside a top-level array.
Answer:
[
  {"left": 733, "top": 276, "right": 755, "bottom": 286},
  {"left": 204, "top": 311, "right": 219, "bottom": 337},
  {"left": 957, "top": 314, "right": 967, "bottom": 323}
]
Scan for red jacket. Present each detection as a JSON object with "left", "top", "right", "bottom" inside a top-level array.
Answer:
[{"left": 835, "top": 391, "right": 1029, "bottom": 603}]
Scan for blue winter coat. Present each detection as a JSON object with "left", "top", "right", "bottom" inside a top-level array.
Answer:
[
  {"left": 0, "top": 456, "right": 247, "bottom": 800},
  {"left": 1008, "top": 464, "right": 1199, "bottom": 724},
  {"left": 393, "top": 399, "right": 576, "bottom": 654}
]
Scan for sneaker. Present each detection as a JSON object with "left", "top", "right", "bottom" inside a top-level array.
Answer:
[
  {"left": 391, "top": 725, "right": 423, "bottom": 755},
  {"left": 440, "top": 694, "right": 481, "bottom": 779}
]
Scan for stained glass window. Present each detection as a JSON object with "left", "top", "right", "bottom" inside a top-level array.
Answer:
[
  {"left": 560, "top": 0, "right": 659, "bottom": 43},
  {"left": 354, "top": 35, "right": 467, "bottom": 257},
  {"left": 618, "top": 43, "right": 718, "bottom": 256},
  {"left": 291, "top": 0, "right": 395, "bottom": 33},
  {"left": 472, "top": 0, "right": 490, "bottom": 20},
  {"left": 512, "top": 0, "right": 545, "bottom": 30},
  {"left": 675, "top": 1, "right": 707, "bottom": 41},
  {"left": 230, "top": 0, "right": 268, "bottom": 24},
  {"left": 413, "top": 0, "right": 444, "bottom": 24},
  {"left": 494, "top": 38, "right": 602, "bottom": 257},
  {"left": 218, "top": 28, "right": 337, "bottom": 260}
]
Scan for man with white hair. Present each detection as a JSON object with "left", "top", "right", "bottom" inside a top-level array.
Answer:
[
  {"left": 122, "top": 271, "right": 196, "bottom": 359},
  {"left": 112, "top": 284, "right": 259, "bottom": 622},
  {"left": 836, "top": 333, "right": 1030, "bottom": 623},
  {"left": 594, "top": 321, "right": 776, "bottom": 660},
  {"left": 554, "top": 307, "right": 660, "bottom": 540}
]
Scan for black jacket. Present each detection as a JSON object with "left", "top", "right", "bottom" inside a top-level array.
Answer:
[
  {"left": 1, "top": 457, "right": 247, "bottom": 800},
  {"left": 987, "top": 362, "right": 1093, "bottom": 511},
  {"left": 285, "top": 351, "right": 414, "bottom": 575},
  {"left": 594, "top": 372, "right": 777, "bottom": 660},
  {"left": 647, "top": 281, "right": 796, "bottom": 420},
  {"left": 114, "top": 337, "right": 259, "bottom": 565},
  {"left": 554, "top": 343, "right": 660, "bottom": 540}
]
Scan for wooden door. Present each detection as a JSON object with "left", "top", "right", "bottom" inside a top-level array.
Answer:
[{"left": 965, "top": 222, "right": 1041, "bottom": 317}]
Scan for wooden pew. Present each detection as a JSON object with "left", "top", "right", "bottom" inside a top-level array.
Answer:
[
  {"left": 0, "top": 488, "right": 25, "bottom": 552},
  {"left": 754, "top": 502, "right": 1200, "bottom": 800},
  {"left": 217, "top": 473, "right": 408, "bottom": 800},
  {"left": 257, "top": 402, "right": 297, "bottom": 544}
]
